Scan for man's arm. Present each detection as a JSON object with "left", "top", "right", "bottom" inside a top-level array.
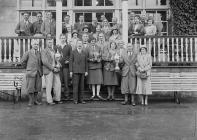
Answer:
[
  {"left": 15, "top": 22, "right": 21, "bottom": 35},
  {"left": 41, "top": 21, "right": 46, "bottom": 36}
]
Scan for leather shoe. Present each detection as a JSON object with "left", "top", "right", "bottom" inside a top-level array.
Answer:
[
  {"left": 97, "top": 95, "right": 105, "bottom": 100},
  {"left": 73, "top": 101, "right": 78, "bottom": 104},
  {"left": 48, "top": 102, "right": 55, "bottom": 105},
  {"left": 121, "top": 101, "right": 129, "bottom": 105},
  {"left": 80, "top": 101, "right": 86, "bottom": 104},
  {"left": 34, "top": 101, "right": 42, "bottom": 105}
]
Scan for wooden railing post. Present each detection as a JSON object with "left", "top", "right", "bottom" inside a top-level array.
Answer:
[
  {"left": 0, "top": 39, "right": 2, "bottom": 63},
  {"left": 195, "top": 37, "right": 197, "bottom": 62}
]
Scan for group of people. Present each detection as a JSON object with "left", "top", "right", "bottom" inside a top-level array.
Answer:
[{"left": 17, "top": 11, "right": 154, "bottom": 107}]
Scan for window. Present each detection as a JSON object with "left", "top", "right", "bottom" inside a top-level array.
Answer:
[
  {"left": 96, "top": 0, "right": 114, "bottom": 6},
  {"left": 96, "top": 12, "right": 113, "bottom": 24},
  {"left": 62, "top": 0, "right": 67, "bottom": 6},
  {"left": 47, "top": 0, "right": 56, "bottom": 7},
  {"left": 74, "top": 0, "right": 92, "bottom": 6},
  {"left": 146, "top": 0, "right": 167, "bottom": 7},
  {"left": 20, "top": 0, "right": 42, "bottom": 8},
  {"left": 75, "top": 13, "right": 92, "bottom": 23},
  {"left": 128, "top": 0, "right": 143, "bottom": 6}
]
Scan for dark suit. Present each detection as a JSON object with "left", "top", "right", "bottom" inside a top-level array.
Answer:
[
  {"left": 41, "top": 19, "right": 56, "bottom": 37},
  {"left": 15, "top": 20, "right": 33, "bottom": 36},
  {"left": 32, "top": 20, "right": 43, "bottom": 35},
  {"left": 69, "top": 49, "right": 88, "bottom": 102},
  {"left": 74, "top": 22, "right": 85, "bottom": 36},
  {"left": 20, "top": 49, "right": 42, "bottom": 94},
  {"left": 54, "top": 44, "right": 72, "bottom": 97}
]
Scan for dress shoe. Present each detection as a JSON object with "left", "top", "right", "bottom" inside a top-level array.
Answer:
[
  {"left": 56, "top": 101, "right": 63, "bottom": 104},
  {"left": 80, "top": 101, "right": 86, "bottom": 104},
  {"left": 121, "top": 101, "right": 129, "bottom": 105},
  {"left": 48, "top": 102, "right": 55, "bottom": 105},
  {"left": 90, "top": 96, "right": 95, "bottom": 100},
  {"left": 97, "top": 95, "right": 106, "bottom": 100},
  {"left": 73, "top": 101, "right": 78, "bottom": 104},
  {"left": 132, "top": 102, "right": 136, "bottom": 106},
  {"left": 34, "top": 101, "right": 42, "bottom": 105}
]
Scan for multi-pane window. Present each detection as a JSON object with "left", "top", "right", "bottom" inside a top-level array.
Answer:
[
  {"left": 75, "top": 13, "right": 92, "bottom": 24},
  {"left": 74, "top": 0, "right": 92, "bottom": 6},
  {"left": 128, "top": 0, "right": 143, "bottom": 6},
  {"left": 146, "top": 0, "right": 167, "bottom": 7},
  {"left": 20, "top": 0, "right": 42, "bottom": 8},
  {"left": 96, "top": 0, "right": 114, "bottom": 6}
]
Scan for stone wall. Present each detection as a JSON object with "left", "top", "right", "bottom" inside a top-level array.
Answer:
[{"left": 0, "top": 0, "right": 17, "bottom": 36}]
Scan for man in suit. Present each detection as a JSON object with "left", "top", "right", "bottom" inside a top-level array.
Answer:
[
  {"left": 32, "top": 12, "right": 43, "bottom": 35},
  {"left": 74, "top": 15, "right": 86, "bottom": 36},
  {"left": 41, "top": 38, "right": 62, "bottom": 105},
  {"left": 20, "top": 39, "right": 42, "bottom": 106},
  {"left": 70, "top": 40, "right": 88, "bottom": 104},
  {"left": 15, "top": 12, "right": 33, "bottom": 36},
  {"left": 41, "top": 11, "right": 56, "bottom": 37},
  {"left": 54, "top": 34, "right": 72, "bottom": 99}
]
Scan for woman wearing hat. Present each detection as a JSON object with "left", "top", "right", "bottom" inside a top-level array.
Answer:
[
  {"left": 101, "top": 19, "right": 111, "bottom": 41},
  {"left": 87, "top": 37, "right": 103, "bottom": 100},
  {"left": 136, "top": 45, "right": 152, "bottom": 105},
  {"left": 70, "top": 29, "right": 80, "bottom": 50},
  {"left": 120, "top": 44, "right": 137, "bottom": 105},
  {"left": 109, "top": 26, "right": 121, "bottom": 44},
  {"left": 93, "top": 24, "right": 102, "bottom": 41}
]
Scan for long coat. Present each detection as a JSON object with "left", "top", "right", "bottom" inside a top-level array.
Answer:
[
  {"left": 136, "top": 54, "right": 152, "bottom": 95},
  {"left": 120, "top": 50, "right": 137, "bottom": 94}
]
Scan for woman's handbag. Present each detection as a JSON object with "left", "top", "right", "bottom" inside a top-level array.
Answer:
[{"left": 136, "top": 71, "right": 148, "bottom": 79}]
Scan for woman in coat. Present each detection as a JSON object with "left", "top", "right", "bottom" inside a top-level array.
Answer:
[
  {"left": 120, "top": 44, "right": 137, "bottom": 105},
  {"left": 87, "top": 37, "right": 103, "bottom": 100},
  {"left": 136, "top": 45, "right": 152, "bottom": 105},
  {"left": 102, "top": 41, "right": 119, "bottom": 100}
]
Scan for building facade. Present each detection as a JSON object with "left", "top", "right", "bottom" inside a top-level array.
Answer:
[{"left": 0, "top": 0, "right": 170, "bottom": 36}]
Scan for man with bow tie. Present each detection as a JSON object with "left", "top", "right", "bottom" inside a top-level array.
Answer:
[
  {"left": 120, "top": 44, "right": 137, "bottom": 106},
  {"left": 41, "top": 11, "right": 56, "bottom": 37},
  {"left": 69, "top": 40, "right": 88, "bottom": 104},
  {"left": 20, "top": 39, "right": 42, "bottom": 106},
  {"left": 15, "top": 12, "right": 33, "bottom": 36}
]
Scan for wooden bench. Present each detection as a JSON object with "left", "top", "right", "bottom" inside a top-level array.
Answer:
[
  {"left": 151, "top": 71, "right": 197, "bottom": 103},
  {"left": 0, "top": 73, "right": 24, "bottom": 103}
]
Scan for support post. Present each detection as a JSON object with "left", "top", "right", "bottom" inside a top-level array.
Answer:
[
  {"left": 56, "top": 0, "right": 62, "bottom": 44},
  {"left": 122, "top": 0, "right": 128, "bottom": 46}
]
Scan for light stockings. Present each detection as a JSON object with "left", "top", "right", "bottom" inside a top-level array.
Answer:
[{"left": 91, "top": 85, "right": 101, "bottom": 97}]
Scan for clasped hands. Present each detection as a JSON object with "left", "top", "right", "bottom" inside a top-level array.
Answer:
[{"left": 70, "top": 72, "right": 88, "bottom": 78}]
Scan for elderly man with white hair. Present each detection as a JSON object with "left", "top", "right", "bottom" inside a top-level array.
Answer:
[{"left": 20, "top": 39, "right": 43, "bottom": 106}]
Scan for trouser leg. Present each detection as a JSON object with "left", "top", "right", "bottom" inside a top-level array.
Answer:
[
  {"left": 63, "top": 68, "right": 70, "bottom": 97},
  {"left": 73, "top": 74, "right": 79, "bottom": 102},
  {"left": 45, "top": 72, "right": 53, "bottom": 103},
  {"left": 78, "top": 74, "right": 84, "bottom": 102},
  {"left": 53, "top": 73, "right": 61, "bottom": 102}
]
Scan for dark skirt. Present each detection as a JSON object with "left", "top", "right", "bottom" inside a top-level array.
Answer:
[
  {"left": 103, "top": 69, "right": 118, "bottom": 86},
  {"left": 87, "top": 69, "right": 103, "bottom": 85}
]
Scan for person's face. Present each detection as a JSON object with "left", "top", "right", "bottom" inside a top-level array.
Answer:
[
  {"left": 147, "top": 20, "right": 153, "bottom": 26},
  {"left": 129, "top": 12, "right": 135, "bottom": 20},
  {"left": 23, "top": 13, "right": 29, "bottom": 21},
  {"left": 77, "top": 41, "right": 83, "bottom": 50},
  {"left": 141, "top": 48, "right": 146, "bottom": 54},
  {"left": 64, "top": 16, "right": 70, "bottom": 23},
  {"left": 90, "top": 39, "right": 96, "bottom": 46},
  {"left": 32, "top": 41, "right": 39, "bottom": 50},
  {"left": 96, "top": 25, "right": 101, "bottom": 32},
  {"left": 134, "top": 17, "right": 140, "bottom": 24},
  {"left": 112, "top": 18, "right": 117, "bottom": 23},
  {"left": 103, "top": 20, "right": 108, "bottom": 26},
  {"left": 47, "top": 40, "right": 53, "bottom": 49},
  {"left": 82, "top": 34, "right": 89, "bottom": 42},
  {"left": 79, "top": 16, "right": 84, "bottom": 22},
  {"left": 67, "top": 26, "right": 72, "bottom": 32},
  {"left": 99, "top": 34, "right": 104, "bottom": 41},
  {"left": 110, "top": 42, "right": 116, "bottom": 49},
  {"left": 84, "top": 28, "right": 89, "bottom": 33},
  {"left": 101, "top": 15, "right": 105, "bottom": 21},
  {"left": 92, "top": 19, "right": 97, "bottom": 24},
  {"left": 37, "top": 14, "right": 42, "bottom": 21},
  {"left": 112, "top": 29, "right": 118, "bottom": 34},
  {"left": 47, "top": 12, "right": 52, "bottom": 19},
  {"left": 60, "top": 35, "right": 66, "bottom": 43},
  {"left": 73, "top": 33, "right": 78, "bottom": 38}
]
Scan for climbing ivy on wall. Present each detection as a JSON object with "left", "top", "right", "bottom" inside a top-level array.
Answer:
[{"left": 169, "top": 0, "right": 197, "bottom": 35}]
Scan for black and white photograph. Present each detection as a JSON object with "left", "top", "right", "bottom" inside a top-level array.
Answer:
[{"left": 0, "top": 0, "right": 197, "bottom": 139}]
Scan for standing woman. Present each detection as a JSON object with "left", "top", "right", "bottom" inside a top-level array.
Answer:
[
  {"left": 93, "top": 24, "right": 102, "bottom": 41},
  {"left": 120, "top": 44, "right": 137, "bottom": 105},
  {"left": 87, "top": 37, "right": 103, "bottom": 100},
  {"left": 109, "top": 26, "right": 121, "bottom": 44},
  {"left": 70, "top": 30, "right": 80, "bottom": 50},
  {"left": 101, "top": 19, "right": 111, "bottom": 41},
  {"left": 102, "top": 41, "right": 119, "bottom": 100},
  {"left": 136, "top": 45, "right": 152, "bottom": 105}
]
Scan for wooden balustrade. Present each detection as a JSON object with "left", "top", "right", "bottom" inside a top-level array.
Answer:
[{"left": 0, "top": 36, "right": 197, "bottom": 65}]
